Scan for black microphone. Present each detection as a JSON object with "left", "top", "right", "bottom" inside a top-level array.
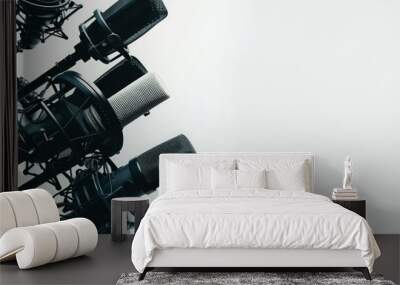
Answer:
[
  {"left": 94, "top": 56, "right": 147, "bottom": 99},
  {"left": 16, "top": 0, "right": 83, "bottom": 50},
  {"left": 18, "top": 69, "right": 169, "bottom": 190},
  {"left": 65, "top": 134, "right": 196, "bottom": 231},
  {"left": 76, "top": 0, "right": 168, "bottom": 62},
  {"left": 18, "top": 0, "right": 168, "bottom": 100}
]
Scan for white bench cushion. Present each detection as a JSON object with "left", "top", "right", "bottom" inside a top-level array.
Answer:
[
  {"left": 0, "top": 218, "right": 97, "bottom": 269},
  {"left": 0, "top": 189, "right": 59, "bottom": 237}
]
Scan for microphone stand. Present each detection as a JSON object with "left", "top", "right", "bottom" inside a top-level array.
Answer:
[{"left": 18, "top": 51, "right": 81, "bottom": 100}]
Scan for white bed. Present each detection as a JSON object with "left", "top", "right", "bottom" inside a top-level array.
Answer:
[{"left": 131, "top": 153, "right": 380, "bottom": 280}]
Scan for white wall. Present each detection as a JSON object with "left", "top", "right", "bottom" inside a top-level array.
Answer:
[{"left": 21, "top": 0, "right": 400, "bottom": 233}]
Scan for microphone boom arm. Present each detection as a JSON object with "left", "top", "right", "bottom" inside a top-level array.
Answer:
[{"left": 18, "top": 51, "right": 81, "bottom": 101}]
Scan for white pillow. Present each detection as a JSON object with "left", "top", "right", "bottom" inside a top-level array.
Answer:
[
  {"left": 168, "top": 163, "right": 211, "bottom": 191},
  {"left": 211, "top": 169, "right": 268, "bottom": 190},
  {"left": 237, "top": 159, "right": 309, "bottom": 191},
  {"left": 211, "top": 168, "right": 236, "bottom": 190},
  {"left": 268, "top": 164, "right": 307, "bottom": 191},
  {"left": 166, "top": 160, "right": 235, "bottom": 192},
  {"left": 236, "top": 169, "right": 267, "bottom": 189}
]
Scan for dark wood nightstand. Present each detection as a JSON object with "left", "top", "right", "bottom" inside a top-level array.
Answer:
[
  {"left": 111, "top": 197, "right": 149, "bottom": 242},
  {"left": 332, "top": 199, "right": 366, "bottom": 219}
]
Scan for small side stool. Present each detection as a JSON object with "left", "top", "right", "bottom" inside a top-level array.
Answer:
[{"left": 111, "top": 197, "right": 149, "bottom": 242}]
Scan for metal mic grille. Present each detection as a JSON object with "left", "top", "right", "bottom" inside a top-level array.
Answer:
[{"left": 108, "top": 73, "right": 169, "bottom": 127}]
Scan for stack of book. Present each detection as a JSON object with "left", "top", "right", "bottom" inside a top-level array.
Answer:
[{"left": 332, "top": 188, "right": 358, "bottom": 200}]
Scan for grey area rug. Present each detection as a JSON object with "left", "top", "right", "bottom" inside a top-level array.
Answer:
[{"left": 116, "top": 272, "right": 396, "bottom": 285}]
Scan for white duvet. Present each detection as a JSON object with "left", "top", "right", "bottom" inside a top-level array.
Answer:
[{"left": 131, "top": 190, "right": 380, "bottom": 273}]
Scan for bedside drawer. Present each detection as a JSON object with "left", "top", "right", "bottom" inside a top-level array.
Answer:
[{"left": 333, "top": 200, "right": 366, "bottom": 219}]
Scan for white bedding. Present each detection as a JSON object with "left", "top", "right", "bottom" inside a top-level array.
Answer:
[{"left": 131, "top": 190, "right": 380, "bottom": 273}]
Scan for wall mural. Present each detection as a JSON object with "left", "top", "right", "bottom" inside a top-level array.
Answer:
[{"left": 16, "top": 0, "right": 195, "bottom": 233}]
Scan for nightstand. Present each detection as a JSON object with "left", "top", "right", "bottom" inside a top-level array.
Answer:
[
  {"left": 111, "top": 197, "right": 149, "bottom": 242},
  {"left": 332, "top": 199, "right": 366, "bottom": 219}
]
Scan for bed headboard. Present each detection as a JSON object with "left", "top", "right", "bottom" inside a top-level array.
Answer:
[{"left": 159, "top": 152, "right": 315, "bottom": 194}]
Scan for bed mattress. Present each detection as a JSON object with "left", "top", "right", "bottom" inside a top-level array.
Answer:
[{"left": 131, "top": 189, "right": 380, "bottom": 272}]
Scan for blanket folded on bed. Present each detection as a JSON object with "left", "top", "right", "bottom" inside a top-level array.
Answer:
[{"left": 131, "top": 190, "right": 380, "bottom": 272}]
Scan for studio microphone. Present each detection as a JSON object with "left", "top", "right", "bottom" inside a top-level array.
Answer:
[
  {"left": 64, "top": 134, "right": 196, "bottom": 231},
  {"left": 76, "top": 0, "right": 168, "bottom": 62},
  {"left": 16, "top": 0, "right": 83, "bottom": 50},
  {"left": 18, "top": 0, "right": 168, "bottom": 100},
  {"left": 94, "top": 56, "right": 147, "bottom": 99},
  {"left": 18, "top": 70, "right": 169, "bottom": 190}
]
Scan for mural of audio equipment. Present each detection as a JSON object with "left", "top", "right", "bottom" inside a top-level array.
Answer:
[
  {"left": 17, "top": 0, "right": 196, "bottom": 231},
  {"left": 19, "top": 68, "right": 169, "bottom": 189},
  {"left": 60, "top": 135, "right": 195, "bottom": 231},
  {"left": 18, "top": 0, "right": 168, "bottom": 104},
  {"left": 16, "top": 0, "right": 83, "bottom": 51}
]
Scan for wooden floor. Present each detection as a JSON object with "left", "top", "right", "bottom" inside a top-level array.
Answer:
[
  {"left": 0, "top": 234, "right": 398, "bottom": 285},
  {"left": 0, "top": 235, "right": 134, "bottom": 285},
  {"left": 374, "top": 234, "right": 400, "bottom": 284}
]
